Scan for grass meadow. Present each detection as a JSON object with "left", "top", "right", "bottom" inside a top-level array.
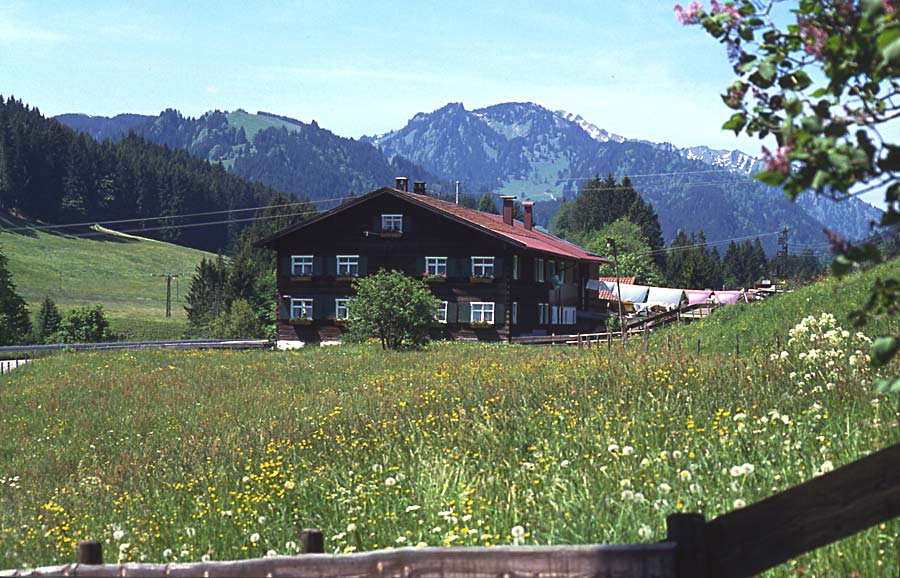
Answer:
[
  {"left": 0, "top": 216, "right": 212, "bottom": 341},
  {"left": 0, "top": 331, "right": 897, "bottom": 575}
]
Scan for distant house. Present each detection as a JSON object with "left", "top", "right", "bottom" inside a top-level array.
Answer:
[{"left": 256, "top": 179, "right": 608, "bottom": 347}]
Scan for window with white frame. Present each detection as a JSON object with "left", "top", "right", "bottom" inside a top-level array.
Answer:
[
  {"left": 561, "top": 306, "right": 577, "bottom": 325},
  {"left": 535, "top": 258, "right": 545, "bottom": 282},
  {"left": 426, "top": 256, "right": 447, "bottom": 277},
  {"left": 512, "top": 301, "right": 518, "bottom": 325},
  {"left": 471, "top": 256, "right": 495, "bottom": 278},
  {"left": 337, "top": 255, "right": 359, "bottom": 276},
  {"left": 512, "top": 255, "right": 520, "bottom": 280},
  {"left": 471, "top": 302, "right": 495, "bottom": 324},
  {"left": 538, "top": 302, "right": 549, "bottom": 324},
  {"left": 381, "top": 214, "right": 403, "bottom": 233},
  {"left": 290, "top": 298, "right": 313, "bottom": 320},
  {"left": 335, "top": 298, "right": 350, "bottom": 321},
  {"left": 291, "top": 255, "right": 313, "bottom": 276},
  {"left": 436, "top": 300, "right": 448, "bottom": 323}
]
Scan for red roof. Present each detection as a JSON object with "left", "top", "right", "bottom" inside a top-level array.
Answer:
[
  {"left": 391, "top": 189, "right": 607, "bottom": 264},
  {"left": 258, "top": 187, "right": 608, "bottom": 264},
  {"left": 599, "top": 276, "right": 635, "bottom": 285}
]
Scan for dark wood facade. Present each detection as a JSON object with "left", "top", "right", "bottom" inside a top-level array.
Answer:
[{"left": 259, "top": 187, "right": 606, "bottom": 345}]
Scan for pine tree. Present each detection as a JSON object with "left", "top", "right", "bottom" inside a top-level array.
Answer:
[
  {"left": 0, "top": 246, "right": 30, "bottom": 345},
  {"left": 32, "top": 296, "right": 62, "bottom": 344},
  {"left": 184, "top": 256, "right": 229, "bottom": 335},
  {"left": 477, "top": 194, "right": 498, "bottom": 214}
]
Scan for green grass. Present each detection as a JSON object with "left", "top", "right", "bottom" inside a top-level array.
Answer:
[
  {"left": 0, "top": 337, "right": 897, "bottom": 575},
  {"left": 0, "top": 216, "right": 212, "bottom": 340},
  {"left": 663, "top": 257, "right": 900, "bottom": 354},
  {"left": 225, "top": 110, "right": 304, "bottom": 141}
]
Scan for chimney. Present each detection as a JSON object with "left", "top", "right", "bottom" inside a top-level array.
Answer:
[
  {"left": 523, "top": 201, "right": 534, "bottom": 230},
  {"left": 395, "top": 177, "right": 409, "bottom": 192},
  {"left": 500, "top": 195, "right": 516, "bottom": 226},
  {"left": 413, "top": 181, "right": 426, "bottom": 195}
]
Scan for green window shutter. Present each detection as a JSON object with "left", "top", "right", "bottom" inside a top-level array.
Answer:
[
  {"left": 415, "top": 257, "right": 425, "bottom": 276},
  {"left": 358, "top": 255, "right": 368, "bottom": 276},
  {"left": 447, "top": 258, "right": 461, "bottom": 278},
  {"left": 326, "top": 256, "right": 337, "bottom": 276},
  {"left": 313, "top": 255, "right": 324, "bottom": 276},
  {"left": 281, "top": 254, "right": 291, "bottom": 276},
  {"left": 447, "top": 301, "right": 458, "bottom": 323},
  {"left": 373, "top": 215, "right": 382, "bottom": 233},
  {"left": 494, "top": 303, "right": 505, "bottom": 325},
  {"left": 313, "top": 296, "right": 330, "bottom": 321},
  {"left": 494, "top": 256, "right": 504, "bottom": 278},
  {"left": 279, "top": 298, "right": 289, "bottom": 320},
  {"left": 403, "top": 215, "right": 411, "bottom": 233},
  {"left": 458, "top": 301, "right": 471, "bottom": 323}
]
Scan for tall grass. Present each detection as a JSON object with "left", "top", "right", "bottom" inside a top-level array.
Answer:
[{"left": 0, "top": 337, "right": 896, "bottom": 575}]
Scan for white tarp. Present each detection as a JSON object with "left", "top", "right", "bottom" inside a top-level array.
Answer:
[
  {"left": 612, "top": 283, "right": 650, "bottom": 303},
  {"left": 645, "top": 287, "right": 686, "bottom": 308},
  {"left": 586, "top": 279, "right": 613, "bottom": 292}
]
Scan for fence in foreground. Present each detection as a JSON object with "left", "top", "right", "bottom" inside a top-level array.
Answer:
[{"left": 3, "top": 442, "right": 897, "bottom": 578}]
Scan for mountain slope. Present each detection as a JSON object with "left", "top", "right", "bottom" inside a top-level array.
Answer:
[
  {"left": 366, "top": 101, "right": 880, "bottom": 252},
  {"left": 58, "top": 109, "right": 436, "bottom": 204}
]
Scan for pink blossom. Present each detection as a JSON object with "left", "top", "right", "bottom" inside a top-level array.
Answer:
[
  {"left": 824, "top": 229, "right": 849, "bottom": 255},
  {"left": 674, "top": 2, "right": 704, "bottom": 25},
  {"left": 710, "top": 0, "right": 741, "bottom": 22},
  {"left": 725, "top": 82, "right": 746, "bottom": 108},
  {"left": 799, "top": 18, "right": 829, "bottom": 59},
  {"left": 884, "top": 0, "right": 899, "bottom": 14},
  {"left": 761, "top": 144, "right": 793, "bottom": 175}
]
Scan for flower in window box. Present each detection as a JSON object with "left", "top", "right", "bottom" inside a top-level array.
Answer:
[
  {"left": 289, "top": 275, "right": 312, "bottom": 282},
  {"left": 469, "top": 275, "right": 494, "bottom": 284},
  {"left": 335, "top": 276, "right": 357, "bottom": 282},
  {"left": 423, "top": 271, "right": 446, "bottom": 283},
  {"left": 469, "top": 320, "right": 494, "bottom": 328},
  {"left": 289, "top": 318, "right": 313, "bottom": 326},
  {"left": 380, "top": 231, "right": 403, "bottom": 238}
]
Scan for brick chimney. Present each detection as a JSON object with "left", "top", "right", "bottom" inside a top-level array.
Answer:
[
  {"left": 500, "top": 195, "right": 516, "bottom": 226},
  {"left": 395, "top": 177, "right": 409, "bottom": 192},
  {"left": 413, "top": 181, "right": 426, "bottom": 195},
  {"left": 523, "top": 201, "right": 534, "bottom": 231}
]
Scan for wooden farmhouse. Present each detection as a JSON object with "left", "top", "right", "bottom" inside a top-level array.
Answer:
[{"left": 257, "top": 178, "right": 608, "bottom": 347}]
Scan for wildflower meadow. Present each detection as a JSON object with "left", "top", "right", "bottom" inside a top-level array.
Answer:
[{"left": 0, "top": 314, "right": 897, "bottom": 576}]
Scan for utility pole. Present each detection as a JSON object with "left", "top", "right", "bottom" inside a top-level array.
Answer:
[
  {"left": 607, "top": 238, "right": 625, "bottom": 343},
  {"left": 777, "top": 226, "right": 790, "bottom": 278},
  {"left": 154, "top": 273, "right": 179, "bottom": 318},
  {"left": 455, "top": 181, "right": 461, "bottom": 205}
]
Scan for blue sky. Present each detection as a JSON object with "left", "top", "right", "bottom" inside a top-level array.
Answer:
[{"left": 0, "top": 1, "right": 762, "bottom": 152}]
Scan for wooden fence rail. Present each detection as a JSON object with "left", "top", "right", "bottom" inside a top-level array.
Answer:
[{"left": 3, "top": 442, "right": 898, "bottom": 577}]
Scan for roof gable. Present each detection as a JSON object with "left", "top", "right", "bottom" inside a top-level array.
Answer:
[{"left": 256, "top": 187, "right": 607, "bottom": 263}]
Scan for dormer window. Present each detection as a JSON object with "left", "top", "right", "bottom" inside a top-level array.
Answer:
[{"left": 381, "top": 214, "right": 403, "bottom": 233}]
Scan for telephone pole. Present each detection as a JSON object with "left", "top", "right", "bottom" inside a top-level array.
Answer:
[
  {"left": 776, "top": 227, "right": 790, "bottom": 278},
  {"left": 154, "top": 273, "right": 179, "bottom": 318}
]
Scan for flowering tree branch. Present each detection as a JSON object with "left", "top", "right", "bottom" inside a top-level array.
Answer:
[{"left": 678, "top": 0, "right": 900, "bottom": 390}]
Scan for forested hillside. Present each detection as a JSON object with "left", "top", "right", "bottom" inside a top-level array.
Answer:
[{"left": 0, "top": 97, "right": 290, "bottom": 252}]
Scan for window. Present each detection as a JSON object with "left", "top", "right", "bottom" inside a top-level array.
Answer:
[
  {"left": 471, "top": 302, "right": 495, "bottom": 324},
  {"left": 512, "top": 301, "right": 518, "bottom": 325},
  {"left": 290, "top": 298, "right": 313, "bottom": 320},
  {"left": 426, "top": 256, "right": 447, "bottom": 277},
  {"left": 382, "top": 214, "right": 403, "bottom": 233},
  {"left": 561, "top": 306, "right": 577, "bottom": 325},
  {"left": 548, "top": 260, "right": 558, "bottom": 280},
  {"left": 512, "top": 255, "right": 520, "bottom": 280},
  {"left": 291, "top": 255, "right": 313, "bottom": 276},
  {"left": 535, "top": 258, "right": 545, "bottom": 282},
  {"left": 538, "top": 302, "right": 549, "bottom": 324},
  {"left": 436, "top": 300, "right": 448, "bottom": 323},
  {"left": 337, "top": 255, "right": 359, "bottom": 277},
  {"left": 471, "top": 256, "right": 495, "bottom": 278},
  {"left": 335, "top": 298, "right": 350, "bottom": 321}
]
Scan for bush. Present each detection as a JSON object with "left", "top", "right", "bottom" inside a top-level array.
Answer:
[
  {"left": 346, "top": 269, "right": 441, "bottom": 350},
  {"left": 208, "top": 298, "right": 265, "bottom": 339},
  {"left": 51, "top": 305, "right": 111, "bottom": 344}
]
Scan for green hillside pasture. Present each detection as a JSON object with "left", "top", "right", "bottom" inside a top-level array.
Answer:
[
  {"left": 225, "top": 110, "right": 304, "bottom": 142},
  {"left": 0, "top": 219, "right": 212, "bottom": 340},
  {"left": 665, "top": 257, "right": 900, "bottom": 354},
  {"left": 0, "top": 342, "right": 896, "bottom": 574}
]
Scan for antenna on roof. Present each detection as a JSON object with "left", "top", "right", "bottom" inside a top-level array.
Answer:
[{"left": 455, "top": 181, "right": 460, "bottom": 205}]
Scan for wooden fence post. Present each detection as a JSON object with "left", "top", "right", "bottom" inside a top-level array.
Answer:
[
  {"left": 697, "top": 339, "right": 701, "bottom": 357},
  {"left": 666, "top": 335, "right": 671, "bottom": 351},
  {"left": 667, "top": 513, "right": 707, "bottom": 578},
  {"left": 735, "top": 334, "right": 740, "bottom": 356},
  {"left": 300, "top": 528, "right": 324, "bottom": 553},
  {"left": 607, "top": 332, "right": 612, "bottom": 351},
  {"left": 77, "top": 540, "right": 103, "bottom": 565}
]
